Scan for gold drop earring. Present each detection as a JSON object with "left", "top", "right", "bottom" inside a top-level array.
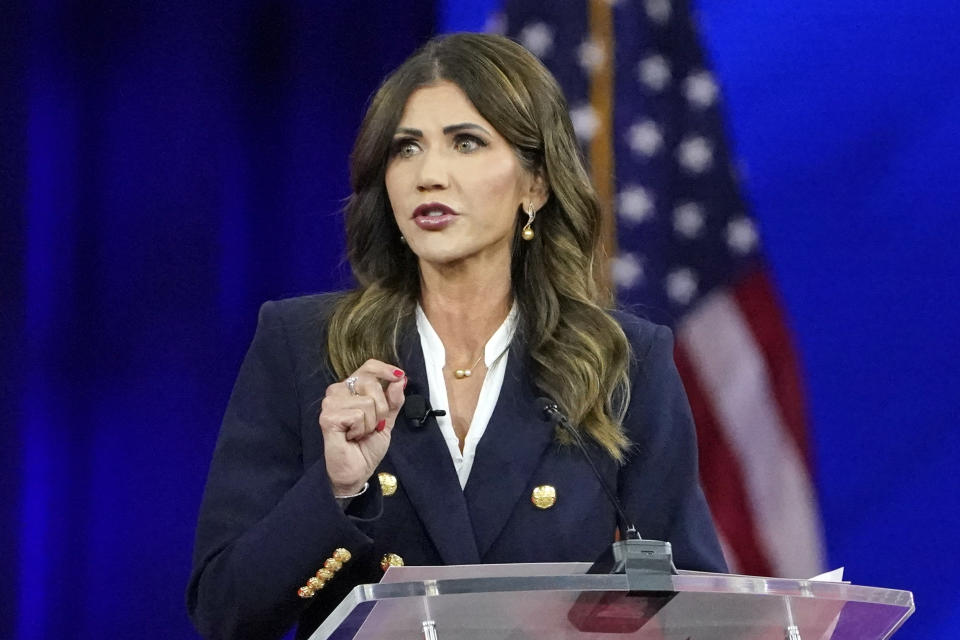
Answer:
[{"left": 521, "top": 202, "right": 536, "bottom": 241}]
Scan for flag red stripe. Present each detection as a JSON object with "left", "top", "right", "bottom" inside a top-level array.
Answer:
[
  {"left": 675, "top": 343, "right": 774, "bottom": 577},
  {"left": 731, "top": 268, "right": 813, "bottom": 468}
]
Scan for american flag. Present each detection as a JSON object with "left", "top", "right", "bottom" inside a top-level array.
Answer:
[{"left": 500, "top": 0, "right": 825, "bottom": 578}]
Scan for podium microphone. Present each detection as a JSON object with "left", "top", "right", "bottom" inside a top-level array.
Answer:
[
  {"left": 536, "top": 397, "right": 676, "bottom": 591},
  {"left": 537, "top": 397, "right": 640, "bottom": 540}
]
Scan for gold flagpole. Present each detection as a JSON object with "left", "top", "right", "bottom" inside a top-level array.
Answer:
[{"left": 588, "top": 0, "right": 617, "bottom": 302}]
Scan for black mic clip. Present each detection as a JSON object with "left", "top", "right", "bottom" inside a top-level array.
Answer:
[{"left": 403, "top": 393, "right": 446, "bottom": 428}]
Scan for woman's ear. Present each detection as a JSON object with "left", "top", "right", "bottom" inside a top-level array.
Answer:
[{"left": 528, "top": 170, "right": 549, "bottom": 211}]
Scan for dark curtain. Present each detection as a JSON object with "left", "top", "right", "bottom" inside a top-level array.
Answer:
[
  {"left": 1, "top": 2, "right": 434, "bottom": 638},
  {"left": 6, "top": 2, "right": 960, "bottom": 639}
]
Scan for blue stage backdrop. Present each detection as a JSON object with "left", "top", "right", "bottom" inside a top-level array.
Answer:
[
  {"left": 2, "top": 1, "right": 958, "bottom": 639},
  {"left": 690, "top": 4, "right": 960, "bottom": 639}
]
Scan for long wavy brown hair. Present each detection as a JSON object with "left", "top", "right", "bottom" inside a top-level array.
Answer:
[{"left": 327, "top": 33, "right": 632, "bottom": 460}]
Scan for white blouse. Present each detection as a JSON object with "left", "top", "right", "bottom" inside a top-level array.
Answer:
[{"left": 416, "top": 303, "right": 518, "bottom": 489}]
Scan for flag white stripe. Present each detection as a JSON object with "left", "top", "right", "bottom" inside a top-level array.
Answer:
[{"left": 679, "top": 291, "right": 825, "bottom": 577}]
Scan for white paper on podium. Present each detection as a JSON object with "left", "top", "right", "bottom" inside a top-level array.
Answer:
[{"left": 810, "top": 567, "right": 845, "bottom": 583}]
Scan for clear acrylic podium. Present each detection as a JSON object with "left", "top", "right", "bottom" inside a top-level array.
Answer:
[{"left": 308, "top": 562, "right": 914, "bottom": 640}]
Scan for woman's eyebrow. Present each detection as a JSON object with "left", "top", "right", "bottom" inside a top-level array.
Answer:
[
  {"left": 442, "top": 123, "right": 491, "bottom": 136},
  {"left": 393, "top": 123, "right": 492, "bottom": 137}
]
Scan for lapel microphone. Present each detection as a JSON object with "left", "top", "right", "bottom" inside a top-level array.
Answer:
[{"left": 403, "top": 393, "right": 446, "bottom": 428}]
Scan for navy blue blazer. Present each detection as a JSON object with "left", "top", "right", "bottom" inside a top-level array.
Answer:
[{"left": 188, "top": 294, "right": 726, "bottom": 640}]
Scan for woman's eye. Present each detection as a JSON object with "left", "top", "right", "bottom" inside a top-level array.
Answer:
[
  {"left": 391, "top": 139, "right": 419, "bottom": 158},
  {"left": 454, "top": 135, "right": 486, "bottom": 153}
]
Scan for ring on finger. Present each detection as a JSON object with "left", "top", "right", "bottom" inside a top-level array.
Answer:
[{"left": 345, "top": 376, "right": 359, "bottom": 396}]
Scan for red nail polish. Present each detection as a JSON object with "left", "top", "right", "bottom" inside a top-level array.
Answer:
[
  {"left": 393, "top": 369, "right": 404, "bottom": 378},
  {"left": 376, "top": 419, "right": 386, "bottom": 431}
]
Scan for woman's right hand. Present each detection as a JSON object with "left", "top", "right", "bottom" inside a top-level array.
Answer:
[{"left": 319, "top": 360, "right": 406, "bottom": 496}]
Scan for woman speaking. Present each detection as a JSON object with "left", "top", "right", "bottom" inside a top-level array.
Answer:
[{"left": 188, "top": 32, "right": 726, "bottom": 640}]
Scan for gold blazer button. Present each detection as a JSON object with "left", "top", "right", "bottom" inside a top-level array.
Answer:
[
  {"left": 297, "top": 585, "right": 316, "bottom": 598},
  {"left": 316, "top": 568, "right": 335, "bottom": 581},
  {"left": 323, "top": 557, "right": 342, "bottom": 572},
  {"left": 378, "top": 472, "right": 398, "bottom": 496},
  {"left": 531, "top": 485, "right": 557, "bottom": 509},
  {"left": 381, "top": 553, "right": 404, "bottom": 571}
]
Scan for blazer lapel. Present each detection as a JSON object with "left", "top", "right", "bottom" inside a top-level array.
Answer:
[
  {"left": 463, "top": 343, "right": 555, "bottom": 557},
  {"left": 386, "top": 328, "right": 481, "bottom": 565}
]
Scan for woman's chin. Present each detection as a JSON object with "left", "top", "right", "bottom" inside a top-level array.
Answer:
[
  {"left": 408, "top": 234, "right": 513, "bottom": 273},
  {"left": 404, "top": 236, "right": 461, "bottom": 262},
  {"left": 414, "top": 249, "right": 472, "bottom": 269}
]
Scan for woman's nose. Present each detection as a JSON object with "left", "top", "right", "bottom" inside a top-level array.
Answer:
[{"left": 416, "top": 150, "right": 449, "bottom": 192}]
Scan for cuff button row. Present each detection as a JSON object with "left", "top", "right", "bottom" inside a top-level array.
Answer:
[{"left": 297, "top": 548, "right": 352, "bottom": 599}]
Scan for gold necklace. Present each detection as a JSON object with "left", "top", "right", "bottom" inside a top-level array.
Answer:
[{"left": 450, "top": 353, "right": 484, "bottom": 379}]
